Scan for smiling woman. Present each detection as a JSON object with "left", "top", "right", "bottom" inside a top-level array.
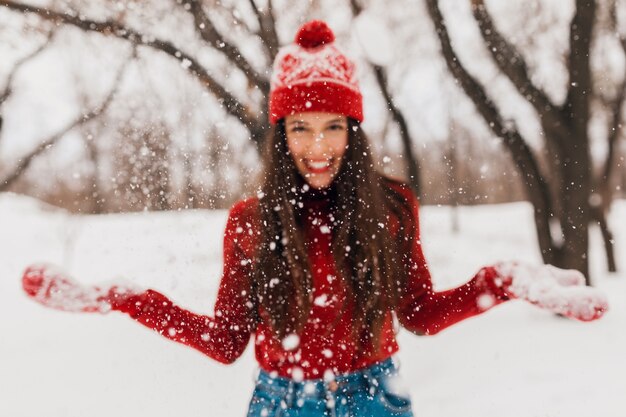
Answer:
[
  {"left": 285, "top": 112, "right": 349, "bottom": 190},
  {"left": 19, "top": 18, "right": 608, "bottom": 417}
]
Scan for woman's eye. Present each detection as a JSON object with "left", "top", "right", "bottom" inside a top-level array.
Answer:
[
  {"left": 329, "top": 124, "right": 345, "bottom": 131},
  {"left": 291, "top": 126, "right": 306, "bottom": 133}
]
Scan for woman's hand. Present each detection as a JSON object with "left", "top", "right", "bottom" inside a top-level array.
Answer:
[
  {"left": 22, "top": 264, "right": 138, "bottom": 313},
  {"left": 491, "top": 261, "right": 609, "bottom": 321}
]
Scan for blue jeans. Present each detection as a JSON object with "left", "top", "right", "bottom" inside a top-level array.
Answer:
[{"left": 246, "top": 358, "right": 414, "bottom": 417}]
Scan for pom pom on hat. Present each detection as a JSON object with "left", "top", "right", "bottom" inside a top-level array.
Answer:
[{"left": 295, "top": 20, "right": 336, "bottom": 48}]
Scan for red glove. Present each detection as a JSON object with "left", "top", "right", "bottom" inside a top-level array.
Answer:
[
  {"left": 22, "top": 264, "right": 138, "bottom": 313},
  {"left": 21, "top": 264, "right": 251, "bottom": 364},
  {"left": 492, "top": 261, "right": 609, "bottom": 322}
]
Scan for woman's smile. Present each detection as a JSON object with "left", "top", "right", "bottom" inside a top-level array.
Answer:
[{"left": 306, "top": 159, "right": 332, "bottom": 172}]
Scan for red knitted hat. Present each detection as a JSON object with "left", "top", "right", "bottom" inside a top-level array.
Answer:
[{"left": 268, "top": 20, "right": 363, "bottom": 125}]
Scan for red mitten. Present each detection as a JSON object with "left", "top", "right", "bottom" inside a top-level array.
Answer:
[
  {"left": 22, "top": 264, "right": 139, "bottom": 314},
  {"left": 493, "top": 261, "right": 609, "bottom": 321}
]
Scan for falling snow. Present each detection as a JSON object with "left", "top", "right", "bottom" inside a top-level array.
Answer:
[
  {"left": 1, "top": 170, "right": 625, "bottom": 417},
  {"left": 281, "top": 334, "right": 300, "bottom": 351}
]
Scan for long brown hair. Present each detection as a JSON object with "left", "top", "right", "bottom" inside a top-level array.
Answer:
[{"left": 252, "top": 118, "right": 416, "bottom": 353}]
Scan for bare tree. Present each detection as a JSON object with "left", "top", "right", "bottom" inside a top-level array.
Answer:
[
  {"left": 0, "top": 51, "right": 132, "bottom": 191},
  {"left": 1, "top": 0, "right": 429, "bottom": 195},
  {"left": 588, "top": 0, "right": 626, "bottom": 272},
  {"left": 424, "top": 0, "right": 626, "bottom": 279},
  {"left": 0, "top": 0, "right": 283, "bottom": 150}
]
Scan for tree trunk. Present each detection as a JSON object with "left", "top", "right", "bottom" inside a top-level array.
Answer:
[
  {"left": 371, "top": 65, "right": 422, "bottom": 197},
  {"left": 83, "top": 134, "right": 105, "bottom": 214},
  {"left": 554, "top": 149, "right": 592, "bottom": 280},
  {"left": 590, "top": 205, "right": 617, "bottom": 273},
  {"left": 447, "top": 129, "right": 460, "bottom": 233}
]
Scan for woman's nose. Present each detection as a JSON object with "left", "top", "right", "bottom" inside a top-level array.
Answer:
[{"left": 308, "top": 134, "right": 329, "bottom": 155}]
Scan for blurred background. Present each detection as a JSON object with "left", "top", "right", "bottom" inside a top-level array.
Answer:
[
  {"left": 1, "top": 2, "right": 625, "bottom": 416},
  {"left": 2, "top": 0, "right": 625, "bottom": 279}
]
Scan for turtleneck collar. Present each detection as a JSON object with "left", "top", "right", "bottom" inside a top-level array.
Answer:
[
  {"left": 302, "top": 184, "right": 337, "bottom": 202},
  {"left": 295, "top": 171, "right": 338, "bottom": 203}
]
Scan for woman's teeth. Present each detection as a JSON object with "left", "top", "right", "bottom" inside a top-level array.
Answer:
[{"left": 308, "top": 160, "right": 330, "bottom": 169}]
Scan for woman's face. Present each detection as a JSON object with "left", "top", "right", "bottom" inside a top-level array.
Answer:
[{"left": 284, "top": 112, "right": 349, "bottom": 190}]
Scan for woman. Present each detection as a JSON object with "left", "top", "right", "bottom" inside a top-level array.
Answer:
[{"left": 22, "top": 20, "right": 608, "bottom": 417}]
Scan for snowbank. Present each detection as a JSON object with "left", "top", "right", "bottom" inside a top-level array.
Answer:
[{"left": 1, "top": 193, "right": 624, "bottom": 417}]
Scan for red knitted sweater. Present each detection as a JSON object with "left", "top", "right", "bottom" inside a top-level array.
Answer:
[{"left": 111, "top": 178, "right": 509, "bottom": 379}]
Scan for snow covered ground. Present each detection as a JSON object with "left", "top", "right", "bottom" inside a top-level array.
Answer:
[{"left": 1, "top": 193, "right": 624, "bottom": 417}]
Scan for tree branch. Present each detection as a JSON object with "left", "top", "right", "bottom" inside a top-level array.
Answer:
[
  {"left": 601, "top": 30, "right": 626, "bottom": 187},
  {"left": 0, "top": 0, "right": 262, "bottom": 134},
  {"left": 184, "top": 0, "right": 270, "bottom": 92},
  {"left": 425, "top": 0, "right": 558, "bottom": 259},
  {"left": 248, "top": 0, "right": 279, "bottom": 62},
  {"left": 372, "top": 64, "right": 421, "bottom": 194},
  {"left": 1, "top": 30, "right": 55, "bottom": 105},
  {"left": 0, "top": 49, "right": 132, "bottom": 192},
  {"left": 600, "top": 88, "right": 624, "bottom": 185},
  {"left": 349, "top": 0, "right": 422, "bottom": 194},
  {"left": 470, "top": 0, "right": 569, "bottom": 142},
  {"left": 1, "top": 29, "right": 56, "bottom": 136},
  {"left": 563, "top": 0, "right": 596, "bottom": 130}
]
